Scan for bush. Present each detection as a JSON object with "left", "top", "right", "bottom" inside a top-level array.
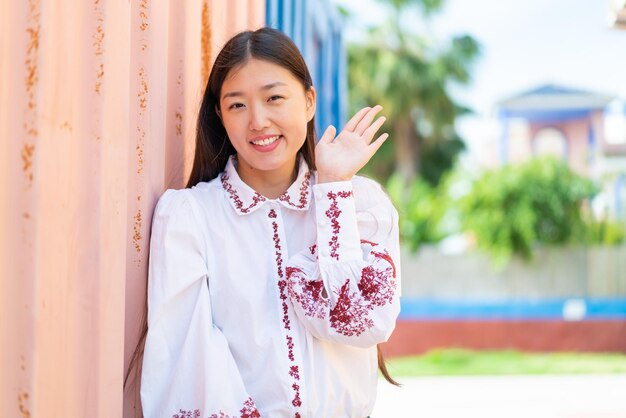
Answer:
[
  {"left": 586, "top": 218, "right": 626, "bottom": 245},
  {"left": 459, "top": 157, "right": 598, "bottom": 266},
  {"left": 387, "top": 173, "right": 448, "bottom": 252}
]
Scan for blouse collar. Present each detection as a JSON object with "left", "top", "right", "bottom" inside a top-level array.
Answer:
[{"left": 220, "top": 155, "right": 312, "bottom": 215}]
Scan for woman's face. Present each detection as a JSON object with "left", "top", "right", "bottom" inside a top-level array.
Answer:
[{"left": 219, "top": 58, "right": 316, "bottom": 178}]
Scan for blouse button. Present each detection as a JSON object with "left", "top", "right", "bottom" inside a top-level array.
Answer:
[{"left": 318, "top": 219, "right": 327, "bottom": 227}]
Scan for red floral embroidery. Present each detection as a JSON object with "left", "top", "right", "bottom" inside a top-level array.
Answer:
[
  {"left": 325, "top": 190, "right": 353, "bottom": 260},
  {"left": 269, "top": 212, "right": 302, "bottom": 415},
  {"left": 278, "top": 280, "right": 291, "bottom": 330},
  {"left": 371, "top": 249, "right": 397, "bottom": 279},
  {"left": 174, "top": 410, "right": 200, "bottom": 418},
  {"left": 221, "top": 173, "right": 266, "bottom": 214},
  {"left": 286, "top": 335, "right": 295, "bottom": 361},
  {"left": 203, "top": 397, "right": 260, "bottom": 418},
  {"left": 357, "top": 240, "right": 396, "bottom": 307},
  {"left": 279, "top": 171, "right": 311, "bottom": 209},
  {"left": 329, "top": 279, "right": 374, "bottom": 336},
  {"left": 289, "top": 365, "right": 300, "bottom": 380},
  {"left": 326, "top": 241, "right": 397, "bottom": 337},
  {"left": 286, "top": 266, "right": 329, "bottom": 319},
  {"left": 359, "top": 264, "right": 395, "bottom": 307},
  {"left": 291, "top": 383, "right": 302, "bottom": 407},
  {"left": 240, "top": 398, "right": 261, "bottom": 418},
  {"left": 286, "top": 239, "right": 397, "bottom": 337},
  {"left": 271, "top": 214, "right": 284, "bottom": 279}
]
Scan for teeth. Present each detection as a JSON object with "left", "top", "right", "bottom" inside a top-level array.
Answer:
[{"left": 251, "top": 135, "right": 280, "bottom": 146}]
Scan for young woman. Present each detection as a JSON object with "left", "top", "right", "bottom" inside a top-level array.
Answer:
[{"left": 140, "top": 27, "right": 401, "bottom": 418}]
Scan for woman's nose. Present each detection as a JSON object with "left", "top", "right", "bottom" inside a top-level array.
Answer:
[{"left": 249, "top": 104, "right": 270, "bottom": 131}]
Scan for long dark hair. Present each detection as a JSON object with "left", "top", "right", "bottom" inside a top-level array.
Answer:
[{"left": 125, "top": 27, "right": 398, "bottom": 394}]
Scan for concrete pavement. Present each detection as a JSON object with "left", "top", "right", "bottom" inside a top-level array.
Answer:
[{"left": 372, "top": 374, "right": 626, "bottom": 418}]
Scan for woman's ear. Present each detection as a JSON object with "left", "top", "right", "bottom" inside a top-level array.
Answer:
[
  {"left": 305, "top": 86, "right": 316, "bottom": 122},
  {"left": 215, "top": 105, "right": 222, "bottom": 121}
]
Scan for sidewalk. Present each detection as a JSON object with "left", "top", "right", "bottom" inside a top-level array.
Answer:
[{"left": 372, "top": 374, "right": 626, "bottom": 418}]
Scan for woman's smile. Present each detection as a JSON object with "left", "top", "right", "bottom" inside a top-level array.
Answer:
[{"left": 249, "top": 134, "right": 283, "bottom": 152}]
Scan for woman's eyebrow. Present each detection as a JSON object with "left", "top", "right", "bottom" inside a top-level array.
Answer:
[
  {"left": 261, "top": 81, "right": 287, "bottom": 90},
  {"left": 222, "top": 82, "right": 288, "bottom": 100}
]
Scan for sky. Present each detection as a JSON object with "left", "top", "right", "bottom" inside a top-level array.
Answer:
[
  {"left": 334, "top": 0, "right": 626, "bottom": 167},
  {"left": 335, "top": 0, "right": 626, "bottom": 116}
]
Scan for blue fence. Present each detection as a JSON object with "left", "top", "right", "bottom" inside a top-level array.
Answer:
[{"left": 266, "top": 0, "right": 346, "bottom": 136}]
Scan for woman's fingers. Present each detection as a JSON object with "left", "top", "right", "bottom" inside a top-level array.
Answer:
[
  {"left": 343, "top": 107, "right": 371, "bottom": 132},
  {"left": 354, "top": 105, "right": 383, "bottom": 135},
  {"left": 362, "top": 116, "right": 386, "bottom": 143},
  {"left": 319, "top": 125, "right": 337, "bottom": 144},
  {"left": 368, "top": 132, "right": 390, "bottom": 154}
]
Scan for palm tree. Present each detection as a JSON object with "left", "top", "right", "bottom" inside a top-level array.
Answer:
[{"left": 347, "top": 0, "right": 479, "bottom": 185}]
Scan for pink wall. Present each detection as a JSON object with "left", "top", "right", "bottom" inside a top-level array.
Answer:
[
  {"left": 0, "top": 1, "right": 265, "bottom": 417},
  {"left": 526, "top": 110, "right": 610, "bottom": 176}
]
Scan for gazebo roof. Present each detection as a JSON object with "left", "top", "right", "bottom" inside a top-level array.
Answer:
[{"left": 498, "top": 84, "right": 613, "bottom": 112}]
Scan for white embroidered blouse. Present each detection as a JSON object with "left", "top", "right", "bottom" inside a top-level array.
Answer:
[{"left": 141, "top": 155, "right": 401, "bottom": 418}]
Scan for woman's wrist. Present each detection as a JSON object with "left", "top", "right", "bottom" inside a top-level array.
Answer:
[
  {"left": 317, "top": 175, "right": 352, "bottom": 184},
  {"left": 316, "top": 173, "right": 352, "bottom": 184}
]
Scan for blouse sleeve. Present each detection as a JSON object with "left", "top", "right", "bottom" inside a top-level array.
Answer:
[
  {"left": 285, "top": 177, "right": 401, "bottom": 349},
  {"left": 141, "top": 190, "right": 260, "bottom": 418}
]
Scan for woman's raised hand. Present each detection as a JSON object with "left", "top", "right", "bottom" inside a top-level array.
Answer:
[{"left": 315, "top": 105, "right": 389, "bottom": 184}]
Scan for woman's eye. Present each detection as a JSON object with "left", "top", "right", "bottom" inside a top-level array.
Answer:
[
  {"left": 268, "top": 95, "right": 283, "bottom": 102},
  {"left": 228, "top": 103, "right": 245, "bottom": 110}
]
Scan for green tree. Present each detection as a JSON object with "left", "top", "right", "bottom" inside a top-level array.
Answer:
[
  {"left": 346, "top": 0, "right": 480, "bottom": 185},
  {"left": 459, "top": 157, "right": 599, "bottom": 267}
]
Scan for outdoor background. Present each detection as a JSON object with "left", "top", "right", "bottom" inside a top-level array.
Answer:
[
  {"left": 1, "top": 0, "right": 625, "bottom": 417},
  {"left": 334, "top": 1, "right": 626, "bottom": 415}
]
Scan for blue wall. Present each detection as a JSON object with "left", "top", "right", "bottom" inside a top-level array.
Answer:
[
  {"left": 266, "top": 0, "right": 347, "bottom": 138},
  {"left": 399, "top": 297, "right": 626, "bottom": 320}
]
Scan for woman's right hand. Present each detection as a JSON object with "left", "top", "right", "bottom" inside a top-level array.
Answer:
[{"left": 315, "top": 105, "right": 389, "bottom": 184}]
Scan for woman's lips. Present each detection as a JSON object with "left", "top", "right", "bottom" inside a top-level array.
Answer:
[{"left": 250, "top": 135, "right": 282, "bottom": 152}]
